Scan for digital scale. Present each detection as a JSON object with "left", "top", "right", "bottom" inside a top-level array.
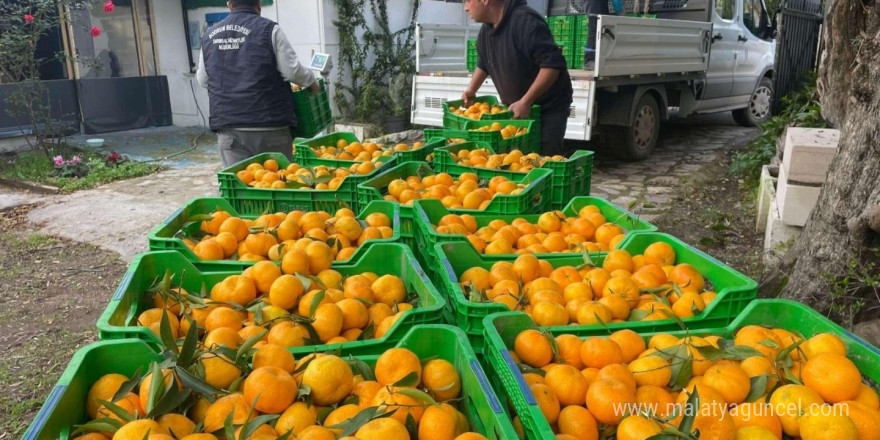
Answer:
[{"left": 309, "top": 52, "right": 333, "bottom": 76}]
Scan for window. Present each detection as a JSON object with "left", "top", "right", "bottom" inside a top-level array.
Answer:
[
  {"left": 742, "top": 0, "right": 766, "bottom": 37},
  {"left": 68, "top": 0, "right": 158, "bottom": 78},
  {"left": 134, "top": 0, "right": 158, "bottom": 76},
  {"left": 715, "top": 0, "right": 735, "bottom": 20}
]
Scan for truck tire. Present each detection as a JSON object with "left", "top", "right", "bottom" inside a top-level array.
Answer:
[
  {"left": 605, "top": 93, "right": 660, "bottom": 161},
  {"left": 733, "top": 77, "right": 773, "bottom": 127}
]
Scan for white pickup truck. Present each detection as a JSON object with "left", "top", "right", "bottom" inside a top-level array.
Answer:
[{"left": 411, "top": 0, "right": 777, "bottom": 159}]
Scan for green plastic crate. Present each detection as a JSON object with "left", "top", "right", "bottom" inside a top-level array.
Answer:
[
  {"left": 303, "top": 325, "right": 520, "bottom": 439},
  {"left": 390, "top": 137, "right": 446, "bottom": 163},
  {"left": 424, "top": 128, "right": 471, "bottom": 144},
  {"left": 443, "top": 96, "right": 540, "bottom": 131},
  {"left": 298, "top": 131, "right": 437, "bottom": 165},
  {"left": 434, "top": 231, "right": 757, "bottom": 353},
  {"left": 148, "top": 198, "right": 401, "bottom": 267},
  {"left": 21, "top": 339, "right": 169, "bottom": 440},
  {"left": 292, "top": 78, "right": 333, "bottom": 138},
  {"left": 217, "top": 152, "right": 397, "bottom": 215},
  {"left": 467, "top": 39, "right": 477, "bottom": 72},
  {"left": 431, "top": 141, "right": 497, "bottom": 172},
  {"left": 463, "top": 119, "right": 540, "bottom": 154},
  {"left": 413, "top": 196, "right": 657, "bottom": 283},
  {"left": 96, "top": 244, "right": 446, "bottom": 350},
  {"left": 575, "top": 14, "right": 589, "bottom": 40},
  {"left": 560, "top": 44, "right": 576, "bottom": 66},
  {"left": 545, "top": 150, "right": 593, "bottom": 207},
  {"left": 357, "top": 161, "right": 553, "bottom": 242},
  {"left": 572, "top": 38, "right": 586, "bottom": 69},
  {"left": 547, "top": 15, "right": 576, "bottom": 42},
  {"left": 433, "top": 143, "right": 595, "bottom": 209},
  {"left": 23, "top": 325, "right": 520, "bottom": 440},
  {"left": 294, "top": 132, "right": 394, "bottom": 166},
  {"left": 443, "top": 96, "right": 502, "bottom": 130},
  {"left": 482, "top": 299, "right": 880, "bottom": 440}
]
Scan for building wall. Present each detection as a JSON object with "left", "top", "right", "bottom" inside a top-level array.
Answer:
[
  {"left": 153, "top": 3, "right": 208, "bottom": 127},
  {"left": 157, "top": 0, "right": 469, "bottom": 128}
]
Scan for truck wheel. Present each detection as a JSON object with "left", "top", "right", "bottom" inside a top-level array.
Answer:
[
  {"left": 733, "top": 77, "right": 773, "bottom": 127},
  {"left": 606, "top": 93, "right": 659, "bottom": 161}
]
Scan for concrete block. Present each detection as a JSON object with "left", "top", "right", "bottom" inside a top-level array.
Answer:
[
  {"left": 782, "top": 127, "right": 839, "bottom": 184},
  {"left": 763, "top": 184, "right": 802, "bottom": 267},
  {"left": 334, "top": 123, "right": 381, "bottom": 141},
  {"left": 756, "top": 165, "right": 777, "bottom": 232},
  {"left": 776, "top": 166, "right": 821, "bottom": 227}
]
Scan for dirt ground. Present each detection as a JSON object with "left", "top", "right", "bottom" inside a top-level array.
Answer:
[
  {"left": 648, "top": 148, "right": 765, "bottom": 281},
  {"left": 0, "top": 205, "right": 127, "bottom": 438}
]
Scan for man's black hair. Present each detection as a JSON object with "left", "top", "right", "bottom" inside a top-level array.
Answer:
[{"left": 229, "top": 0, "right": 260, "bottom": 8}]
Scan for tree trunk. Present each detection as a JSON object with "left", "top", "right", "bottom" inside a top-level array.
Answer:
[{"left": 776, "top": 0, "right": 880, "bottom": 325}]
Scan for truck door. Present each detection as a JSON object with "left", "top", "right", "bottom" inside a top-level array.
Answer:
[
  {"left": 704, "top": 0, "right": 740, "bottom": 99},
  {"left": 732, "top": 0, "right": 776, "bottom": 97}
]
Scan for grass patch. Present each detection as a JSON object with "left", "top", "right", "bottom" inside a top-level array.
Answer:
[
  {"left": 26, "top": 233, "right": 57, "bottom": 247},
  {"left": 0, "top": 329, "right": 95, "bottom": 437},
  {"left": 0, "top": 145, "right": 161, "bottom": 191}
]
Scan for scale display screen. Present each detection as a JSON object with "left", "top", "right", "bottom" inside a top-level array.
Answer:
[
  {"left": 309, "top": 53, "right": 332, "bottom": 74},
  {"left": 310, "top": 54, "right": 330, "bottom": 71}
]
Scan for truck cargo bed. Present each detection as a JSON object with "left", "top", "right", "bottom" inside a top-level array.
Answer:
[{"left": 412, "top": 16, "right": 712, "bottom": 141}]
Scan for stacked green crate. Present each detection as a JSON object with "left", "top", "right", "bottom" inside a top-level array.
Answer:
[
  {"left": 574, "top": 15, "right": 588, "bottom": 69},
  {"left": 436, "top": 232, "right": 758, "bottom": 353},
  {"left": 548, "top": 15, "right": 577, "bottom": 67},
  {"left": 466, "top": 39, "right": 477, "bottom": 72},
  {"left": 148, "top": 198, "right": 402, "bottom": 268},
  {"left": 97, "top": 246, "right": 447, "bottom": 349},
  {"left": 24, "top": 325, "right": 519, "bottom": 440},
  {"left": 483, "top": 300, "right": 880, "bottom": 440},
  {"left": 575, "top": 14, "right": 588, "bottom": 40},
  {"left": 547, "top": 15, "right": 576, "bottom": 43},
  {"left": 292, "top": 78, "right": 333, "bottom": 138}
]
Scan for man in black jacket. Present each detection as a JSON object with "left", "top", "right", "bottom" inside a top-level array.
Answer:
[
  {"left": 462, "top": 0, "right": 574, "bottom": 156},
  {"left": 197, "top": 0, "right": 319, "bottom": 166}
]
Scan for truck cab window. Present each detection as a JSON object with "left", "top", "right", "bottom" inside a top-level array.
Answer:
[
  {"left": 742, "top": 0, "right": 766, "bottom": 37},
  {"left": 715, "top": 0, "right": 735, "bottom": 20}
]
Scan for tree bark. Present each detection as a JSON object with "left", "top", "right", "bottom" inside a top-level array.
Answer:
[{"left": 777, "top": 0, "right": 880, "bottom": 324}]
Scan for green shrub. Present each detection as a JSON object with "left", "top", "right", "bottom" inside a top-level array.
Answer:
[
  {"left": 730, "top": 74, "right": 827, "bottom": 186},
  {"left": 0, "top": 146, "right": 160, "bottom": 191}
]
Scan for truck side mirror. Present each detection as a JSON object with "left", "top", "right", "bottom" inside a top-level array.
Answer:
[
  {"left": 759, "top": 0, "right": 779, "bottom": 41},
  {"left": 768, "top": 11, "right": 779, "bottom": 39}
]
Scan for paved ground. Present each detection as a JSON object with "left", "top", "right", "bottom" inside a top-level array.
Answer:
[
  {"left": 588, "top": 113, "right": 758, "bottom": 222},
  {"left": 1, "top": 114, "right": 758, "bottom": 262},
  {"left": 25, "top": 164, "right": 220, "bottom": 261}
]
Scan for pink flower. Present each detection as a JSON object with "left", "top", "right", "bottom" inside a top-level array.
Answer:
[
  {"left": 104, "top": 1, "right": 114, "bottom": 13},
  {"left": 90, "top": 26, "right": 101, "bottom": 37},
  {"left": 24, "top": 14, "right": 34, "bottom": 23},
  {"left": 71, "top": 156, "right": 81, "bottom": 164},
  {"left": 53, "top": 156, "right": 64, "bottom": 166}
]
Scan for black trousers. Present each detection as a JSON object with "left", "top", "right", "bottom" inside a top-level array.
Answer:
[
  {"left": 540, "top": 107, "right": 570, "bottom": 157},
  {"left": 585, "top": 0, "right": 610, "bottom": 62}
]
